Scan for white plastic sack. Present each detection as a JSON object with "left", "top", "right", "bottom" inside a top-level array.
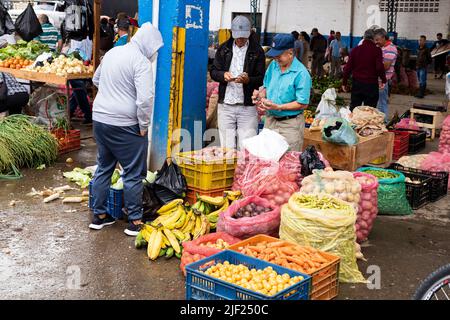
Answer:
[
  {"left": 28, "top": 87, "right": 67, "bottom": 127},
  {"left": 316, "top": 88, "right": 339, "bottom": 120},
  {"left": 339, "top": 106, "right": 352, "bottom": 122},
  {"left": 242, "top": 128, "right": 289, "bottom": 162}
]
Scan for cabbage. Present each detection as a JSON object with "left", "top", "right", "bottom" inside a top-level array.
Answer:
[
  {"left": 111, "top": 177, "right": 123, "bottom": 190},
  {"left": 143, "top": 171, "right": 157, "bottom": 184},
  {"left": 111, "top": 169, "right": 121, "bottom": 185},
  {"left": 63, "top": 171, "right": 91, "bottom": 189}
]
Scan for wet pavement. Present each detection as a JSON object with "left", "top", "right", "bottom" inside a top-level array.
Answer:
[{"left": 1, "top": 77, "right": 449, "bottom": 300}]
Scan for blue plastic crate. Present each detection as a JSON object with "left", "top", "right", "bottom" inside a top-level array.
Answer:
[
  {"left": 185, "top": 250, "right": 311, "bottom": 300},
  {"left": 88, "top": 181, "right": 124, "bottom": 220}
]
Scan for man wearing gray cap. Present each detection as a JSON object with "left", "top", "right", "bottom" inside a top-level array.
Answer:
[{"left": 210, "top": 15, "right": 266, "bottom": 150}]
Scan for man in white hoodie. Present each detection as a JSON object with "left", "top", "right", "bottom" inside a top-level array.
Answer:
[{"left": 89, "top": 22, "right": 163, "bottom": 236}]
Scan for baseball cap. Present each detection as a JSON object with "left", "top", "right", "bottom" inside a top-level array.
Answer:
[
  {"left": 266, "top": 34, "right": 296, "bottom": 57},
  {"left": 231, "top": 15, "right": 251, "bottom": 39}
]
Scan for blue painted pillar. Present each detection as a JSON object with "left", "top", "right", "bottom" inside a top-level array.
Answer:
[
  {"left": 146, "top": 0, "right": 209, "bottom": 170},
  {"left": 138, "top": 0, "right": 153, "bottom": 24}
]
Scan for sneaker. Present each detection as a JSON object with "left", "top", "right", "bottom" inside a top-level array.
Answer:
[
  {"left": 124, "top": 222, "right": 143, "bottom": 237},
  {"left": 89, "top": 214, "right": 116, "bottom": 230}
]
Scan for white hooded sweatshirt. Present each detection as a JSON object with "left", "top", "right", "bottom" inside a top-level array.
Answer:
[{"left": 92, "top": 22, "right": 163, "bottom": 131}]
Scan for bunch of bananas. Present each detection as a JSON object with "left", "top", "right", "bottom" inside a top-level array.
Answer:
[
  {"left": 191, "top": 190, "right": 241, "bottom": 229},
  {"left": 135, "top": 198, "right": 211, "bottom": 260}
]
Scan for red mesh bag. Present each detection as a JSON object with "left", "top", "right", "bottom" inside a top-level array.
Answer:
[
  {"left": 353, "top": 172, "right": 379, "bottom": 243},
  {"left": 216, "top": 195, "right": 281, "bottom": 239}
]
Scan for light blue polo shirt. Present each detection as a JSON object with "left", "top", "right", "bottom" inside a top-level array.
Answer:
[{"left": 263, "top": 57, "right": 312, "bottom": 117}]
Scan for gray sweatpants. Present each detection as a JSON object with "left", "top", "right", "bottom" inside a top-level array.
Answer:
[
  {"left": 217, "top": 103, "right": 258, "bottom": 150},
  {"left": 91, "top": 121, "right": 148, "bottom": 221}
]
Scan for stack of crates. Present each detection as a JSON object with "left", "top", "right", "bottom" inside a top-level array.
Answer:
[
  {"left": 175, "top": 149, "right": 237, "bottom": 205},
  {"left": 390, "top": 130, "right": 410, "bottom": 160}
]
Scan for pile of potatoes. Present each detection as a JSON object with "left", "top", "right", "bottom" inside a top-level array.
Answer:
[{"left": 234, "top": 202, "right": 271, "bottom": 219}]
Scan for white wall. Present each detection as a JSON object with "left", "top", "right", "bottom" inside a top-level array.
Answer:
[{"left": 209, "top": 0, "right": 449, "bottom": 40}]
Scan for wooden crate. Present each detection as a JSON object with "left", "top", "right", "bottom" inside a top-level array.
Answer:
[
  {"left": 410, "top": 108, "right": 446, "bottom": 140},
  {"left": 303, "top": 130, "right": 394, "bottom": 171}
]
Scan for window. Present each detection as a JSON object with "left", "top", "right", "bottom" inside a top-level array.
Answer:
[{"left": 379, "top": 0, "right": 440, "bottom": 13}]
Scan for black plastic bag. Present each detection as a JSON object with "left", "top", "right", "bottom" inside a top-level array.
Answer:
[
  {"left": 142, "top": 183, "right": 163, "bottom": 223},
  {"left": 153, "top": 160, "right": 187, "bottom": 204},
  {"left": 0, "top": 4, "right": 15, "bottom": 36},
  {"left": 14, "top": 3, "right": 43, "bottom": 42},
  {"left": 300, "top": 145, "right": 326, "bottom": 177},
  {"left": 63, "top": 0, "right": 94, "bottom": 41}
]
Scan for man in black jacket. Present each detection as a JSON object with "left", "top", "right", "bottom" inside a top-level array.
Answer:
[{"left": 210, "top": 15, "right": 265, "bottom": 150}]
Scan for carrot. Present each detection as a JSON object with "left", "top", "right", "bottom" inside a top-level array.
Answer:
[
  {"left": 247, "top": 245, "right": 263, "bottom": 253},
  {"left": 280, "top": 247, "right": 298, "bottom": 256},
  {"left": 286, "top": 255, "right": 306, "bottom": 266},
  {"left": 311, "top": 253, "right": 328, "bottom": 264},
  {"left": 268, "top": 253, "right": 276, "bottom": 261},
  {"left": 267, "top": 241, "right": 290, "bottom": 248}
]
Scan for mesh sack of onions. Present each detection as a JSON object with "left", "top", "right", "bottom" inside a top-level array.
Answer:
[{"left": 353, "top": 172, "right": 379, "bottom": 243}]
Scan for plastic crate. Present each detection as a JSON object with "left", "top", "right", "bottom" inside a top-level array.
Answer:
[
  {"left": 175, "top": 151, "right": 237, "bottom": 191},
  {"left": 390, "top": 130, "right": 410, "bottom": 160},
  {"left": 88, "top": 181, "right": 124, "bottom": 219},
  {"left": 185, "top": 250, "right": 311, "bottom": 300},
  {"left": 395, "top": 129, "right": 427, "bottom": 154},
  {"left": 52, "top": 129, "right": 81, "bottom": 154},
  {"left": 185, "top": 187, "right": 226, "bottom": 206},
  {"left": 228, "top": 235, "right": 340, "bottom": 300},
  {"left": 404, "top": 173, "right": 432, "bottom": 210},
  {"left": 390, "top": 164, "right": 449, "bottom": 202}
]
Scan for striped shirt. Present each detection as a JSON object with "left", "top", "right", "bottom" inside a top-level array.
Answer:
[
  {"left": 34, "top": 23, "right": 61, "bottom": 51},
  {"left": 381, "top": 41, "right": 398, "bottom": 80}
]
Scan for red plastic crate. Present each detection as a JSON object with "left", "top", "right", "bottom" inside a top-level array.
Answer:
[
  {"left": 52, "top": 129, "right": 81, "bottom": 154},
  {"left": 390, "top": 130, "right": 410, "bottom": 160}
]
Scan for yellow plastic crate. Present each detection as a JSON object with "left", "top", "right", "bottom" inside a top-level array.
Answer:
[
  {"left": 369, "top": 156, "right": 387, "bottom": 165},
  {"left": 175, "top": 151, "right": 237, "bottom": 191}
]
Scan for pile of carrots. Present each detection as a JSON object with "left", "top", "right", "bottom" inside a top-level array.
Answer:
[
  {"left": 236, "top": 240, "right": 333, "bottom": 274},
  {"left": 0, "top": 58, "right": 33, "bottom": 69}
]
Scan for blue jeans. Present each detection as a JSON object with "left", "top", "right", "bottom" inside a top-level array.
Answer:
[
  {"left": 377, "top": 81, "right": 389, "bottom": 122},
  {"left": 417, "top": 68, "right": 427, "bottom": 87},
  {"left": 91, "top": 121, "right": 148, "bottom": 221},
  {"left": 69, "top": 80, "right": 92, "bottom": 121}
]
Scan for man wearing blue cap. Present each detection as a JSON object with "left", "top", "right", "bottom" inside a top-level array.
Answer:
[
  {"left": 252, "top": 34, "right": 312, "bottom": 151},
  {"left": 210, "top": 15, "right": 266, "bottom": 150}
]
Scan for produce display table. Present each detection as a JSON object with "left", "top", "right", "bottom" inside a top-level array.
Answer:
[
  {"left": 0, "top": 67, "right": 93, "bottom": 125},
  {"left": 303, "top": 130, "right": 394, "bottom": 171}
]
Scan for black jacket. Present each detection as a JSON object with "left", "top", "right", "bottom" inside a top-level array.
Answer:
[{"left": 210, "top": 38, "right": 265, "bottom": 106}]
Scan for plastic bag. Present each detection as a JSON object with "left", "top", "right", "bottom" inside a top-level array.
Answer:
[
  {"left": 315, "top": 88, "right": 339, "bottom": 120},
  {"left": 421, "top": 152, "right": 450, "bottom": 189},
  {"left": 154, "top": 160, "right": 187, "bottom": 204},
  {"left": 438, "top": 115, "right": 450, "bottom": 154},
  {"left": 28, "top": 86, "right": 67, "bottom": 127},
  {"left": 217, "top": 196, "right": 281, "bottom": 239},
  {"left": 357, "top": 167, "right": 413, "bottom": 215},
  {"left": 280, "top": 193, "right": 366, "bottom": 283},
  {"left": 322, "top": 117, "right": 359, "bottom": 145},
  {"left": 14, "top": 4, "right": 43, "bottom": 42},
  {"left": 300, "top": 145, "right": 326, "bottom": 177},
  {"left": 353, "top": 172, "right": 379, "bottom": 243},
  {"left": 242, "top": 129, "right": 289, "bottom": 162},
  {"left": 63, "top": 0, "right": 94, "bottom": 41},
  {"left": 0, "top": 4, "right": 15, "bottom": 36},
  {"left": 142, "top": 183, "right": 162, "bottom": 223},
  {"left": 339, "top": 106, "right": 352, "bottom": 122},
  {"left": 237, "top": 158, "right": 299, "bottom": 208},
  {"left": 394, "top": 118, "right": 420, "bottom": 131},
  {"left": 300, "top": 168, "right": 362, "bottom": 210}
]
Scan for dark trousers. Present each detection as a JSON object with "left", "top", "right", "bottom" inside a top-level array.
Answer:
[
  {"left": 311, "top": 52, "right": 326, "bottom": 78},
  {"left": 434, "top": 55, "right": 447, "bottom": 77},
  {"left": 350, "top": 79, "right": 379, "bottom": 110},
  {"left": 0, "top": 92, "right": 29, "bottom": 114},
  {"left": 69, "top": 80, "right": 92, "bottom": 121},
  {"left": 91, "top": 121, "right": 148, "bottom": 221}
]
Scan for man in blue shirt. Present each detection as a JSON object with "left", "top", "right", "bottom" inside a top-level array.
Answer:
[
  {"left": 114, "top": 18, "right": 130, "bottom": 47},
  {"left": 329, "top": 31, "right": 345, "bottom": 78},
  {"left": 252, "top": 34, "right": 312, "bottom": 151}
]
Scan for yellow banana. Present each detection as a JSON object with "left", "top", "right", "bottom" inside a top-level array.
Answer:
[
  {"left": 172, "top": 229, "right": 186, "bottom": 241},
  {"left": 147, "top": 227, "right": 158, "bottom": 258},
  {"left": 161, "top": 233, "right": 171, "bottom": 247},
  {"left": 161, "top": 206, "right": 184, "bottom": 229},
  {"left": 193, "top": 215, "right": 210, "bottom": 239},
  {"left": 149, "top": 229, "right": 163, "bottom": 260},
  {"left": 163, "top": 228, "right": 181, "bottom": 253},
  {"left": 141, "top": 224, "right": 154, "bottom": 241},
  {"left": 180, "top": 210, "right": 193, "bottom": 230},
  {"left": 197, "top": 195, "right": 226, "bottom": 207},
  {"left": 183, "top": 232, "right": 191, "bottom": 242},
  {"left": 173, "top": 210, "right": 186, "bottom": 229},
  {"left": 192, "top": 215, "right": 202, "bottom": 236},
  {"left": 224, "top": 190, "right": 241, "bottom": 201},
  {"left": 157, "top": 199, "right": 184, "bottom": 214},
  {"left": 181, "top": 211, "right": 196, "bottom": 233}
]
